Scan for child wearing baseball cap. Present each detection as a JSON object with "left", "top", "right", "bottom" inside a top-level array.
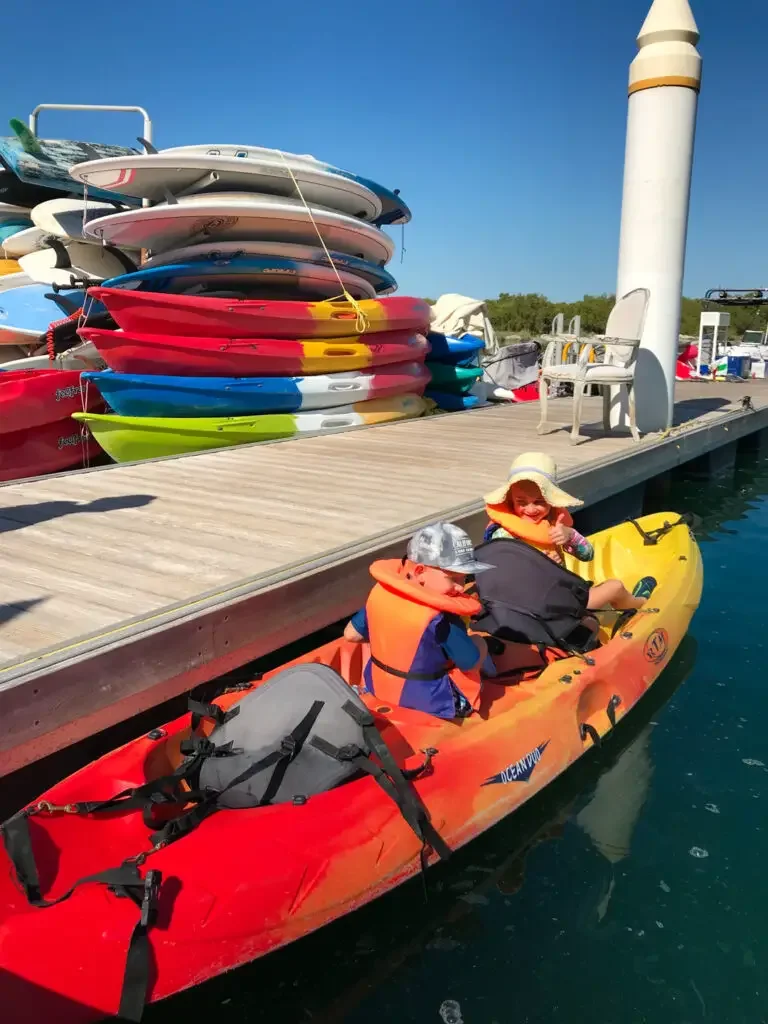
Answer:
[{"left": 344, "top": 521, "right": 491, "bottom": 719}]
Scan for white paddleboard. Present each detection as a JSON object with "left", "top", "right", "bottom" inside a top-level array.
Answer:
[
  {"left": 2, "top": 226, "right": 47, "bottom": 258},
  {"left": 84, "top": 193, "right": 395, "bottom": 265},
  {"left": 162, "top": 144, "right": 412, "bottom": 226},
  {"left": 20, "top": 241, "right": 138, "bottom": 287},
  {"left": 70, "top": 154, "right": 381, "bottom": 222},
  {"left": 30, "top": 197, "right": 126, "bottom": 241}
]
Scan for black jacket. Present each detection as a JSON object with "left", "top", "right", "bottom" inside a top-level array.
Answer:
[{"left": 472, "top": 537, "right": 593, "bottom": 649}]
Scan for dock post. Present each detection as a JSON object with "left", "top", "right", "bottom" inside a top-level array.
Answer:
[{"left": 612, "top": 0, "right": 702, "bottom": 434}]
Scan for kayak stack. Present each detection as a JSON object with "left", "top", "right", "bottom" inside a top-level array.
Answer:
[
  {"left": 58, "top": 142, "right": 433, "bottom": 461},
  {"left": 424, "top": 330, "right": 487, "bottom": 411}
]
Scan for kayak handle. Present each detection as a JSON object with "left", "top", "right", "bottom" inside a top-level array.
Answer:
[
  {"left": 579, "top": 722, "right": 601, "bottom": 748},
  {"left": 328, "top": 381, "right": 363, "bottom": 392},
  {"left": 320, "top": 414, "right": 356, "bottom": 428},
  {"left": 606, "top": 694, "right": 622, "bottom": 729}
]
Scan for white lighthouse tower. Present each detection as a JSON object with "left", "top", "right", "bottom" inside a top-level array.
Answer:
[{"left": 613, "top": 0, "right": 702, "bottom": 433}]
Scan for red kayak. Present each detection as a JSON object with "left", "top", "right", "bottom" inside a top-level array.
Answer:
[
  {"left": 78, "top": 327, "right": 430, "bottom": 377},
  {"left": 0, "top": 369, "right": 103, "bottom": 434},
  {"left": 0, "top": 512, "right": 703, "bottom": 1022},
  {"left": 87, "top": 288, "right": 431, "bottom": 339},
  {"left": 0, "top": 419, "right": 103, "bottom": 481}
]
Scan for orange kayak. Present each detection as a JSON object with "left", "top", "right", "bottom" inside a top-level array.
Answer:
[{"left": 0, "top": 513, "right": 702, "bottom": 1022}]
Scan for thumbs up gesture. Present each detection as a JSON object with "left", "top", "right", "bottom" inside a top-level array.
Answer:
[{"left": 549, "top": 511, "right": 574, "bottom": 547}]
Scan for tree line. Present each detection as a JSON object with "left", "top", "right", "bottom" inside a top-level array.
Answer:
[{"left": 425, "top": 293, "right": 768, "bottom": 339}]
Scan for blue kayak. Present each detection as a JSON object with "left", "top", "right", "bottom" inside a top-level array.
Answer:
[
  {"left": 81, "top": 365, "right": 422, "bottom": 416},
  {"left": 426, "top": 331, "right": 485, "bottom": 364},
  {"left": 0, "top": 284, "right": 88, "bottom": 341},
  {"left": 425, "top": 388, "right": 484, "bottom": 411},
  {"left": 100, "top": 255, "right": 380, "bottom": 300}
]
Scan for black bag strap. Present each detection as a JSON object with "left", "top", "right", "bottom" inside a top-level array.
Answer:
[
  {"left": 1, "top": 698, "right": 328, "bottom": 1023},
  {"left": 188, "top": 698, "right": 241, "bottom": 732},
  {"left": 311, "top": 701, "right": 451, "bottom": 866},
  {"left": 1, "top": 810, "right": 159, "bottom": 1023}
]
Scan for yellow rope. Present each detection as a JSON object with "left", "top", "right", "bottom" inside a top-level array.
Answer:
[{"left": 276, "top": 152, "right": 370, "bottom": 334}]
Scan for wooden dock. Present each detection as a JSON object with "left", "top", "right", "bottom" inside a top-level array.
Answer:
[{"left": 1, "top": 379, "right": 766, "bottom": 775}]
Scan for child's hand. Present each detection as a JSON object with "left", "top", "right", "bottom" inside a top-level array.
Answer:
[{"left": 549, "top": 512, "right": 574, "bottom": 547}]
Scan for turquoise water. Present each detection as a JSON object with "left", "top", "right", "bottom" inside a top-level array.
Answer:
[{"left": 153, "top": 453, "right": 768, "bottom": 1023}]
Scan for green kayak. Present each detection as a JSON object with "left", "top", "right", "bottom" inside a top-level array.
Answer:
[
  {"left": 72, "top": 393, "right": 427, "bottom": 463},
  {"left": 426, "top": 363, "right": 483, "bottom": 394}
]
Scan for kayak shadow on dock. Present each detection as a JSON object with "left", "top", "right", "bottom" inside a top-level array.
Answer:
[
  {"left": 0, "top": 494, "right": 155, "bottom": 534},
  {"left": 0, "top": 597, "right": 46, "bottom": 626}
]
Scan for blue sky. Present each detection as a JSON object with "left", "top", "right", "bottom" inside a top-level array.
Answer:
[{"left": 3, "top": 0, "right": 766, "bottom": 301}]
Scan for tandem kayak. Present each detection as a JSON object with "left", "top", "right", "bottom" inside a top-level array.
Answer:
[
  {"left": 73, "top": 393, "right": 428, "bottom": 461},
  {"left": 86, "top": 288, "right": 431, "bottom": 339},
  {"left": 0, "top": 514, "right": 702, "bottom": 1022}
]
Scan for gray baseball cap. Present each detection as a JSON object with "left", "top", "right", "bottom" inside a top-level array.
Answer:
[{"left": 407, "top": 522, "right": 493, "bottom": 575}]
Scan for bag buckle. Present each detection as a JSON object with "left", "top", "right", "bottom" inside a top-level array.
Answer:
[
  {"left": 280, "top": 736, "right": 297, "bottom": 759},
  {"left": 140, "top": 869, "right": 162, "bottom": 927}
]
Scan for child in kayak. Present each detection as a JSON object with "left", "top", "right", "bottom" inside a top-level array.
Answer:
[
  {"left": 344, "top": 521, "right": 492, "bottom": 719},
  {"left": 483, "top": 451, "right": 655, "bottom": 617}
]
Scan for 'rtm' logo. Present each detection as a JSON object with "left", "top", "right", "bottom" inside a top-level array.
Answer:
[{"left": 482, "top": 740, "right": 550, "bottom": 786}]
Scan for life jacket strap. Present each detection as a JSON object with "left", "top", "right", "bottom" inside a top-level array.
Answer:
[{"left": 369, "top": 652, "right": 449, "bottom": 682}]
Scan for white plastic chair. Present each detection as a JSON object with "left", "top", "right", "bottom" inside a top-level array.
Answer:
[{"left": 537, "top": 288, "right": 650, "bottom": 444}]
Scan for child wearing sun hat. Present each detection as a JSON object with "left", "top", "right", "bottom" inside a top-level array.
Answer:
[{"left": 483, "top": 452, "right": 655, "bottom": 616}]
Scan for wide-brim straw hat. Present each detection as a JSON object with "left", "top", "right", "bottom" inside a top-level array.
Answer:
[{"left": 483, "top": 451, "right": 583, "bottom": 509}]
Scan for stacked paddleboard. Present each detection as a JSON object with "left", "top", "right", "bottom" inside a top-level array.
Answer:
[{"left": 65, "top": 143, "right": 432, "bottom": 461}]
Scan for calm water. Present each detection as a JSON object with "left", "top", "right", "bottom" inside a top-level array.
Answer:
[{"left": 147, "top": 453, "right": 766, "bottom": 1024}]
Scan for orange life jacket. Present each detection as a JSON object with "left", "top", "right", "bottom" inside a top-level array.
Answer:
[
  {"left": 485, "top": 504, "right": 574, "bottom": 557},
  {"left": 364, "top": 559, "right": 484, "bottom": 719}
]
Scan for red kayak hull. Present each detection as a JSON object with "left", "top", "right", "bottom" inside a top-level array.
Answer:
[
  {"left": 78, "top": 327, "right": 430, "bottom": 377},
  {"left": 87, "top": 288, "right": 431, "bottom": 339},
  {"left": 0, "top": 369, "right": 103, "bottom": 434},
  {"left": 0, "top": 419, "right": 103, "bottom": 481}
]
